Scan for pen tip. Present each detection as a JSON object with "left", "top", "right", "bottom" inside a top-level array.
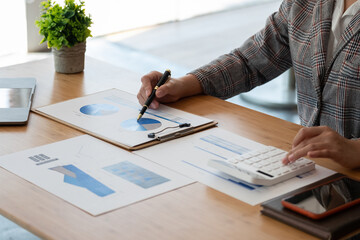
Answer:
[{"left": 137, "top": 114, "right": 142, "bottom": 121}]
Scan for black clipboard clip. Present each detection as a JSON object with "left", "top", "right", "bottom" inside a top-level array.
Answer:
[{"left": 147, "top": 123, "right": 193, "bottom": 141}]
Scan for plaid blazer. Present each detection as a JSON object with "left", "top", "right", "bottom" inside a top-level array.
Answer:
[{"left": 191, "top": 0, "right": 360, "bottom": 139}]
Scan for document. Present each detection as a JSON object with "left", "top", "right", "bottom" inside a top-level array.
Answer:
[
  {"left": 0, "top": 135, "right": 194, "bottom": 216},
  {"left": 135, "top": 128, "right": 336, "bottom": 206},
  {"left": 35, "top": 89, "right": 215, "bottom": 150}
]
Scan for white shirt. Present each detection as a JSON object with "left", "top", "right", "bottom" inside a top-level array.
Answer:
[{"left": 326, "top": 0, "right": 360, "bottom": 67}]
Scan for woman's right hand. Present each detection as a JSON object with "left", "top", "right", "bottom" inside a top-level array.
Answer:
[{"left": 137, "top": 71, "right": 203, "bottom": 109}]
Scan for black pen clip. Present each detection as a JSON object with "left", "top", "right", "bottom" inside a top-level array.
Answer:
[{"left": 147, "top": 123, "right": 192, "bottom": 139}]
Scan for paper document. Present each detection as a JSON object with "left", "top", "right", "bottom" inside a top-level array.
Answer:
[
  {"left": 0, "top": 135, "right": 194, "bottom": 216},
  {"left": 35, "top": 89, "right": 215, "bottom": 150},
  {"left": 135, "top": 128, "right": 336, "bottom": 205}
]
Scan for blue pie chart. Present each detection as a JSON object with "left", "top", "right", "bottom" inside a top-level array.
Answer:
[
  {"left": 121, "top": 118, "right": 162, "bottom": 131},
  {"left": 80, "top": 104, "right": 119, "bottom": 116}
]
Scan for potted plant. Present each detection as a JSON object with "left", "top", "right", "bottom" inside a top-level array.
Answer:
[{"left": 36, "top": 0, "right": 92, "bottom": 73}]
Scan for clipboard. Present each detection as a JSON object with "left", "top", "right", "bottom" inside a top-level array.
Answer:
[{"left": 34, "top": 89, "right": 217, "bottom": 150}]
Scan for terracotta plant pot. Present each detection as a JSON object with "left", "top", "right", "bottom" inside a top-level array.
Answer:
[{"left": 52, "top": 42, "right": 86, "bottom": 74}]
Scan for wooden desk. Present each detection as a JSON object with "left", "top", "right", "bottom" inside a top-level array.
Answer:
[{"left": 0, "top": 57, "right": 359, "bottom": 240}]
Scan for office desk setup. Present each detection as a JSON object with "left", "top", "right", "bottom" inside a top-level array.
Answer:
[{"left": 0, "top": 57, "right": 359, "bottom": 240}]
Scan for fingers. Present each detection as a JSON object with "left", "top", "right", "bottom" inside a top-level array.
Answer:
[
  {"left": 285, "top": 134, "right": 360, "bottom": 169},
  {"left": 282, "top": 126, "right": 338, "bottom": 165},
  {"left": 137, "top": 71, "right": 163, "bottom": 108},
  {"left": 141, "top": 71, "right": 162, "bottom": 93},
  {"left": 282, "top": 126, "right": 328, "bottom": 164},
  {"left": 307, "top": 149, "right": 332, "bottom": 159},
  {"left": 137, "top": 71, "right": 201, "bottom": 109},
  {"left": 156, "top": 80, "right": 175, "bottom": 98},
  {"left": 285, "top": 142, "right": 324, "bottom": 163},
  {"left": 292, "top": 126, "right": 327, "bottom": 147},
  {"left": 156, "top": 85, "right": 167, "bottom": 98}
]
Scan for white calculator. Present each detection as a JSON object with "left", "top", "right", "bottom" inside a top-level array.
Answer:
[{"left": 208, "top": 146, "right": 315, "bottom": 186}]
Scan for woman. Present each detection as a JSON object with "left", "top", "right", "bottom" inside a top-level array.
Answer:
[{"left": 137, "top": 0, "right": 360, "bottom": 168}]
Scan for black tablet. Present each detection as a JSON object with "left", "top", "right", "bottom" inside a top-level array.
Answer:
[{"left": 0, "top": 78, "right": 36, "bottom": 125}]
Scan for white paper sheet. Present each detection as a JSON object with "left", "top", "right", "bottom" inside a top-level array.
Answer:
[
  {"left": 35, "top": 89, "right": 214, "bottom": 148},
  {"left": 135, "top": 128, "right": 336, "bottom": 205},
  {"left": 0, "top": 135, "right": 194, "bottom": 216}
]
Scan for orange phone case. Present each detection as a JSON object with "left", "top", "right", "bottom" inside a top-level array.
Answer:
[{"left": 281, "top": 176, "right": 360, "bottom": 219}]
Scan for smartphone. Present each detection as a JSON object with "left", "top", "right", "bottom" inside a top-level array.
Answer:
[
  {"left": 0, "top": 78, "right": 36, "bottom": 125},
  {"left": 281, "top": 177, "right": 360, "bottom": 219}
]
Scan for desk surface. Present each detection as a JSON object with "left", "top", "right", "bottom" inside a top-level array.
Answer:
[{"left": 0, "top": 57, "right": 359, "bottom": 240}]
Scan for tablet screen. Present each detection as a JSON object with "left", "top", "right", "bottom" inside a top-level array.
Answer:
[{"left": 0, "top": 88, "right": 32, "bottom": 108}]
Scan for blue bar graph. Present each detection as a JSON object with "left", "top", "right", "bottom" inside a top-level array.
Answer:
[
  {"left": 104, "top": 161, "right": 170, "bottom": 189},
  {"left": 50, "top": 165, "right": 115, "bottom": 197},
  {"left": 200, "top": 135, "right": 250, "bottom": 155}
]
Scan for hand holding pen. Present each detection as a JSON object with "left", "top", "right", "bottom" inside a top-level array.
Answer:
[
  {"left": 136, "top": 70, "right": 203, "bottom": 115},
  {"left": 137, "top": 69, "right": 171, "bottom": 120}
]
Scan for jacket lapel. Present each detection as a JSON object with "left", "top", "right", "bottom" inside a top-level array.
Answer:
[
  {"left": 310, "top": 0, "right": 334, "bottom": 97},
  {"left": 333, "top": 10, "right": 360, "bottom": 58}
]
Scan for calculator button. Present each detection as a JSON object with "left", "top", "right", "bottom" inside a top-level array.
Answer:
[
  {"left": 253, "top": 163, "right": 263, "bottom": 168},
  {"left": 244, "top": 160, "right": 253, "bottom": 165},
  {"left": 249, "top": 157, "right": 261, "bottom": 163},
  {"left": 228, "top": 158, "right": 239, "bottom": 164}
]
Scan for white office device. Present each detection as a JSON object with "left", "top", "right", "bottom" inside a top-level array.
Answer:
[
  {"left": 0, "top": 78, "right": 36, "bottom": 125},
  {"left": 208, "top": 146, "right": 315, "bottom": 186}
]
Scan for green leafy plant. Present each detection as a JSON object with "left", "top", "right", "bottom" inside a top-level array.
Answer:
[{"left": 35, "top": 0, "right": 92, "bottom": 49}]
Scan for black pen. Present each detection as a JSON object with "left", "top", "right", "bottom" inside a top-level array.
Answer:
[{"left": 137, "top": 69, "right": 171, "bottom": 121}]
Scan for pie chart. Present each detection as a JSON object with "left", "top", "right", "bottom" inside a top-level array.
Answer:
[
  {"left": 120, "top": 118, "right": 162, "bottom": 131},
  {"left": 80, "top": 104, "right": 119, "bottom": 116}
]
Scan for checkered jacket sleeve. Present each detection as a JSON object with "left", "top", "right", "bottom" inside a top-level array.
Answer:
[{"left": 190, "top": 0, "right": 293, "bottom": 99}]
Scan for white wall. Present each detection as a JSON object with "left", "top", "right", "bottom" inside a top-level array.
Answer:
[
  {"left": 86, "top": 0, "right": 275, "bottom": 36},
  {"left": 0, "top": 0, "right": 27, "bottom": 55}
]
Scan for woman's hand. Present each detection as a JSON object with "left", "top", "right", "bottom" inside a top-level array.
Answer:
[
  {"left": 137, "top": 71, "right": 203, "bottom": 109},
  {"left": 282, "top": 126, "right": 360, "bottom": 169}
]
